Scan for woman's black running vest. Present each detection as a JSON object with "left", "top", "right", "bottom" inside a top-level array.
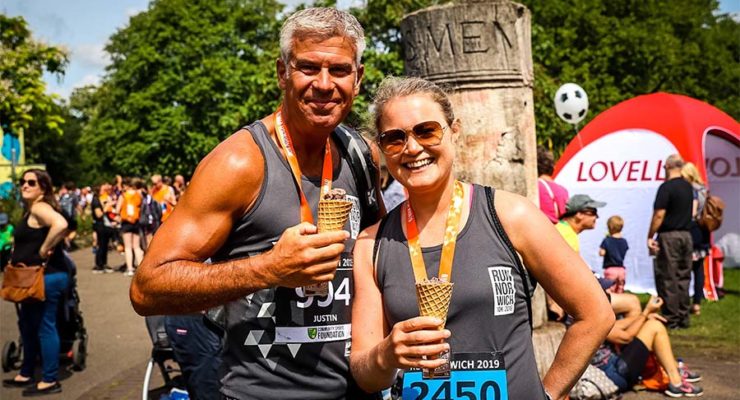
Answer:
[
  {"left": 12, "top": 214, "right": 65, "bottom": 274},
  {"left": 375, "top": 185, "right": 547, "bottom": 399},
  {"left": 211, "top": 121, "right": 370, "bottom": 399}
]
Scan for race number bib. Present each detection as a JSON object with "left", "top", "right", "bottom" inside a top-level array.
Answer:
[
  {"left": 273, "top": 250, "right": 354, "bottom": 344},
  {"left": 401, "top": 352, "right": 508, "bottom": 400}
]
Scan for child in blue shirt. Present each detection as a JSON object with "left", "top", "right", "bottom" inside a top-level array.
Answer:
[{"left": 599, "top": 215, "right": 629, "bottom": 293}]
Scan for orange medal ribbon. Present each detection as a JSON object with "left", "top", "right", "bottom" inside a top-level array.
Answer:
[
  {"left": 274, "top": 109, "right": 333, "bottom": 224},
  {"left": 405, "top": 180, "right": 465, "bottom": 283}
]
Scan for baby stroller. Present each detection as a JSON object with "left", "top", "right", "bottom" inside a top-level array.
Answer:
[
  {"left": 142, "top": 315, "right": 183, "bottom": 399},
  {"left": 2, "top": 252, "right": 88, "bottom": 372}
]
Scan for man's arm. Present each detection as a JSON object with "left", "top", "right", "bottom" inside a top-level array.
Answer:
[
  {"left": 497, "top": 191, "right": 615, "bottom": 400},
  {"left": 647, "top": 209, "right": 665, "bottom": 252},
  {"left": 130, "top": 129, "right": 348, "bottom": 316}
]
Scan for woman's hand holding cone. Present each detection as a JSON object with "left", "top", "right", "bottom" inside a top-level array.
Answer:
[{"left": 378, "top": 316, "right": 451, "bottom": 370}]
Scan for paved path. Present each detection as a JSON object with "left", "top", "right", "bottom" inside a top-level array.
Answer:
[{"left": 1, "top": 249, "right": 164, "bottom": 399}]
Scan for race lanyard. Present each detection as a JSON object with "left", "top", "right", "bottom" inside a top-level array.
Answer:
[
  {"left": 405, "top": 180, "right": 465, "bottom": 282},
  {"left": 274, "top": 109, "right": 333, "bottom": 224}
]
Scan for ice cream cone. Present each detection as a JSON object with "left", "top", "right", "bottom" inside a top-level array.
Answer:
[
  {"left": 415, "top": 278, "right": 454, "bottom": 379},
  {"left": 415, "top": 279, "right": 454, "bottom": 327},
  {"left": 304, "top": 197, "right": 353, "bottom": 297},
  {"left": 317, "top": 199, "right": 353, "bottom": 233}
]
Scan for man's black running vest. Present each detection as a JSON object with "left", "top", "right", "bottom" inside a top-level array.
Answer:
[
  {"left": 375, "top": 185, "right": 547, "bottom": 399},
  {"left": 212, "top": 121, "right": 372, "bottom": 399}
]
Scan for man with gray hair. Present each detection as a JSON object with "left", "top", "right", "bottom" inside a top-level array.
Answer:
[
  {"left": 648, "top": 154, "right": 694, "bottom": 329},
  {"left": 131, "top": 8, "right": 383, "bottom": 399}
]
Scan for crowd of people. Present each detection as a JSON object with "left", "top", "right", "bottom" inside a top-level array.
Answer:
[
  {"left": 1, "top": 6, "right": 723, "bottom": 399},
  {"left": 0, "top": 173, "right": 185, "bottom": 395},
  {"left": 46, "top": 174, "right": 185, "bottom": 276}
]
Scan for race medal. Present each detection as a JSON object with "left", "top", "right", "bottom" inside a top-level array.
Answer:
[
  {"left": 401, "top": 352, "right": 509, "bottom": 400},
  {"left": 406, "top": 180, "right": 465, "bottom": 378},
  {"left": 274, "top": 109, "right": 335, "bottom": 297}
]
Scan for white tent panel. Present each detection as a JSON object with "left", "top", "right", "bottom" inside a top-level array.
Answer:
[{"left": 556, "top": 129, "right": 678, "bottom": 293}]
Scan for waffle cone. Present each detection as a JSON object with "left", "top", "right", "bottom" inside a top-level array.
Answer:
[
  {"left": 317, "top": 199, "right": 353, "bottom": 232},
  {"left": 415, "top": 280, "right": 454, "bottom": 328}
]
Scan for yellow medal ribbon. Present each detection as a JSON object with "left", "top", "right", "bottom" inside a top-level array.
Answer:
[
  {"left": 274, "top": 109, "right": 333, "bottom": 224},
  {"left": 405, "top": 180, "right": 465, "bottom": 283}
]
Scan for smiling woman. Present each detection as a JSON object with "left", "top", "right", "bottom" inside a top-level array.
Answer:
[{"left": 349, "top": 76, "right": 615, "bottom": 400}]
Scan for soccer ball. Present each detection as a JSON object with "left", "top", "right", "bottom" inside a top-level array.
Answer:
[{"left": 554, "top": 83, "right": 589, "bottom": 124}]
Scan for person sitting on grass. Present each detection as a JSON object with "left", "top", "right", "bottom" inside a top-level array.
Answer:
[{"left": 593, "top": 294, "right": 703, "bottom": 397}]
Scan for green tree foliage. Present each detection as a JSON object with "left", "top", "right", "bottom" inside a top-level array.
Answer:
[
  {"left": 23, "top": 99, "right": 83, "bottom": 185},
  {"left": 0, "top": 14, "right": 68, "bottom": 146},
  {"left": 80, "top": 0, "right": 284, "bottom": 178},
  {"left": 524, "top": 0, "right": 739, "bottom": 155},
  {"left": 75, "top": 0, "right": 737, "bottom": 180}
]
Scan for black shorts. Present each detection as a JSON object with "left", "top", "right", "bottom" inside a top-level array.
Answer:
[
  {"left": 619, "top": 338, "right": 650, "bottom": 384},
  {"left": 120, "top": 222, "right": 140, "bottom": 234},
  {"left": 66, "top": 217, "right": 78, "bottom": 231}
]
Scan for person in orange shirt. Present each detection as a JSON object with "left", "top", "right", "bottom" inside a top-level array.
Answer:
[
  {"left": 151, "top": 174, "right": 177, "bottom": 222},
  {"left": 117, "top": 178, "right": 145, "bottom": 276}
]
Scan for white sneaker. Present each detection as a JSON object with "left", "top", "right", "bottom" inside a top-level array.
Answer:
[{"left": 124, "top": 270, "right": 135, "bottom": 277}]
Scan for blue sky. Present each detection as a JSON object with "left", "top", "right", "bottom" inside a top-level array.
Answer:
[{"left": 2, "top": 0, "right": 738, "bottom": 100}]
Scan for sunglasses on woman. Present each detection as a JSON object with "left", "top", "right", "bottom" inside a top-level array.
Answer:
[
  {"left": 377, "top": 120, "right": 448, "bottom": 155},
  {"left": 19, "top": 178, "right": 38, "bottom": 187}
]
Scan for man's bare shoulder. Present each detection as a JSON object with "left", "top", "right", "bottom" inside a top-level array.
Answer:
[
  {"left": 186, "top": 128, "right": 265, "bottom": 215},
  {"left": 199, "top": 129, "right": 261, "bottom": 174}
]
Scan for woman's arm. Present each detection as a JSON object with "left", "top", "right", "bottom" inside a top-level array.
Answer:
[
  {"left": 496, "top": 191, "right": 615, "bottom": 400},
  {"left": 32, "top": 203, "right": 69, "bottom": 258},
  {"left": 607, "top": 296, "right": 663, "bottom": 345},
  {"left": 350, "top": 222, "right": 449, "bottom": 392}
]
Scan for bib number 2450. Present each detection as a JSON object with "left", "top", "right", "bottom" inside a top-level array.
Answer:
[
  {"left": 401, "top": 352, "right": 508, "bottom": 400},
  {"left": 406, "top": 378, "right": 503, "bottom": 400}
]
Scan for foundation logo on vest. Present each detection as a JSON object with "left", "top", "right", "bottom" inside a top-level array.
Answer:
[
  {"left": 307, "top": 327, "right": 318, "bottom": 340},
  {"left": 488, "top": 266, "right": 516, "bottom": 316}
]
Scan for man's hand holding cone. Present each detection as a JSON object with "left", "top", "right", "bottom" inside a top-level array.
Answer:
[{"left": 263, "top": 222, "right": 348, "bottom": 288}]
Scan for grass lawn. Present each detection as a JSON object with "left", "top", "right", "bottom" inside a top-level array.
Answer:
[{"left": 630, "top": 268, "right": 740, "bottom": 358}]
